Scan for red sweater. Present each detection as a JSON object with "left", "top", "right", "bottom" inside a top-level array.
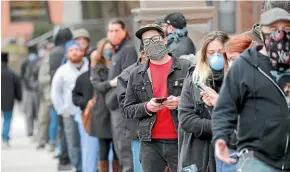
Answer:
[{"left": 149, "top": 58, "right": 177, "bottom": 139}]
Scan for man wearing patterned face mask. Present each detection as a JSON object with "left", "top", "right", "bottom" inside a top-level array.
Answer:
[
  {"left": 123, "top": 24, "right": 191, "bottom": 172},
  {"left": 212, "top": 8, "right": 290, "bottom": 171}
]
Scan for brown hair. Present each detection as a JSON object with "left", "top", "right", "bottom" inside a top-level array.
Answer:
[
  {"left": 108, "top": 18, "right": 131, "bottom": 40},
  {"left": 193, "top": 31, "right": 230, "bottom": 84},
  {"left": 225, "top": 34, "right": 252, "bottom": 54},
  {"left": 95, "top": 38, "right": 111, "bottom": 64}
]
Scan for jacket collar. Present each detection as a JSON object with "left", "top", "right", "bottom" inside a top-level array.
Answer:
[{"left": 137, "top": 55, "right": 181, "bottom": 74}]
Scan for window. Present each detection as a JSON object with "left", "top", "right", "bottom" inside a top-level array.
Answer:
[
  {"left": 217, "top": 1, "right": 236, "bottom": 34},
  {"left": 10, "top": 1, "right": 50, "bottom": 23}
]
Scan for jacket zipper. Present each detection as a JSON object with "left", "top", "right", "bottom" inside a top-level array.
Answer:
[{"left": 258, "top": 68, "right": 290, "bottom": 170}]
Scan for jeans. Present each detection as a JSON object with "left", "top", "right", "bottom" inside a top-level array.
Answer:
[
  {"left": 2, "top": 111, "right": 13, "bottom": 141},
  {"left": 49, "top": 106, "right": 58, "bottom": 145},
  {"left": 131, "top": 140, "right": 142, "bottom": 172},
  {"left": 140, "top": 140, "right": 178, "bottom": 172},
  {"left": 75, "top": 111, "right": 99, "bottom": 172},
  {"left": 63, "top": 115, "right": 82, "bottom": 171},
  {"left": 237, "top": 150, "right": 280, "bottom": 172},
  {"left": 215, "top": 149, "right": 237, "bottom": 172}
]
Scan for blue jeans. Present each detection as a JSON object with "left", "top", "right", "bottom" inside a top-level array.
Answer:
[
  {"left": 49, "top": 106, "right": 58, "bottom": 144},
  {"left": 2, "top": 111, "right": 12, "bottom": 141},
  {"left": 63, "top": 115, "right": 82, "bottom": 170},
  {"left": 215, "top": 149, "right": 237, "bottom": 172},
  {"left": 131, "top": 140, "right": 142, "bottom": 172},
  {"left": 75, "top": 112, "right": 99, "bottom": 172},
  {"left": 237, "top": 150, "right": 280, "bottom": 172}
]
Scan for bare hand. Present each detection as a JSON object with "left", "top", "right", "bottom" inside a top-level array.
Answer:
[
  {"left": 215, "top": 139, "right": 237, "bottom": 164},
  {"left": 162, "top": 95, "right": 180, "bottom": 109},
  {"left": 200, "top": 87, "right": 218, "bottom": 106},
  {"left": 200, "top": 91, "right": 212, "bottom": 106},
  {"left": 109, "top": 77, "right": 118, "bottom": 87},
  {"left": 90, "top": 50, "right": 98, "bottom": 68},
  {"left": 146, "top": 98, "right": 165, "bottom": 112}
]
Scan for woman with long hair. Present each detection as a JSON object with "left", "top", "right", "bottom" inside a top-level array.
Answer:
[
  {"left": 90, "top": 38, "right": 119, "bottom": 172},
  {"left": 178, "top": 31, "right": 229, "bottom": 172}
]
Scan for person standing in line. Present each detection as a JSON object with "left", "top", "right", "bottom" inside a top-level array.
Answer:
[
  {"left": 177, "top": 31, "right": 229, "bottom": 172},
  {"left": 163, "top": 12, "right": 196, "bottom": 57},
  {"left": 117, "top": 43, "right": 147, "bottom": 172},
  {"left": 123, "top": 24, "right": 191, "bottom": 172},
  {"left": 212, "top": 8, "right": 290, "bottom": 172},
  {"left": 36, "top": 42, "right": 54, "bottom": 150},
  {"left": 24, "top": 52, "right": 41, "bottom": 137},
  {"left": 49, "top": 27, "right": 72, "bottom": 169},
  {"left": 72, "top": 54, "right": 98, "bottom": 172},
  {"left": 105, "top": 19, "right": 138, "bottom": 172},
  {"left": 90, "top": 38, "right": 119, "bottom": 172},
  {"left": 1, "top": 52, "right": 22, "bottom": 147},
  {"left": 51, "top": 40, "right": 89, "bottom": 172}
]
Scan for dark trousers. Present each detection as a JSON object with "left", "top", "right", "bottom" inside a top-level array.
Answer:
[
  {"left": 58, "top": 115, "right": 70, "bottom": 165},
  {"left": 98, "top": 138, "right": 118, "bottom": 161},
  {"left": 110, "top": 108, "right": 133, "bottom": 172},
  {"left": 140, "top": 140, "right": 178, "bottom": 172}
]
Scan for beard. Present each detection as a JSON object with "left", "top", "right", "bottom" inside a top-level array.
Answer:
[{"left": 69, "top": 55, "right": 83, "bottom": 64}]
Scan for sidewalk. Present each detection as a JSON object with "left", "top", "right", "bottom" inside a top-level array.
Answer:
[{"left": 1, "top": 105, "right": 70, "bottom": 172}]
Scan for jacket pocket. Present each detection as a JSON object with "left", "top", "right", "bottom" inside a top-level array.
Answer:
[
  {"left": 134, "top": 83, "right": 148, "bottom": 102},
  {"left": 137, "top": 117, "right": 154, "bottom": 137},
  {"left": 168, "top": 78, "right": 184, "bottom": 96},
  {"left": 259, "top": 118, "right": 288, "bottom": 158}
]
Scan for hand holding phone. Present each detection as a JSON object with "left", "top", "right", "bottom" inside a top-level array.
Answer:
[{"left": 154, "top": 97, "right": 168, "bottom": 104}]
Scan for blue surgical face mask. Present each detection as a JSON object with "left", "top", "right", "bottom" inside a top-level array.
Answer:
[
  {"left": 103, "top": 49, "right": 112, "bottom": 60},
  {"left": 208, "top": 53, "right": 225, "bottom": 71},
  {"left": 28, "top": 53, "right": 37, "bottom": 61}
]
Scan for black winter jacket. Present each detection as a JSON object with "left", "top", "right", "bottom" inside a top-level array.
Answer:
[
  {"left": 212, "top": 45, "right": 290, "bottom": 171},
  {"left": 105, "top": 38, "right": 138, "bottom": 110},
  {"left": 168, "top": 36, "right": 196, "bottom": 58},
  {"left": 178, "top": 66, "right": 216, "bottom": 172},
  {"left": 123, "top": 56, "right": 191, "bottom": 141},
  {"left": 1, "top": 64, "right": 22, "bottom": 111},
  {"left": 50, "top": 28, "right": 72, "bottom": 78},
  {"left": 72, "top": 70, "right": 94, "bottom": 111},
  {"left": 90, "top": 64, "right": 112, "bottom": 138}
]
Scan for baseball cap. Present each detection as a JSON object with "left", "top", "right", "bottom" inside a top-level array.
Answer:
[
  {"left": 243, "top": 23, "right": 263, "bottom": 45},
  {"left": 164, "top": 12, "right": 187, "bottom": 29},
  {"left": 73, "top": 28, "right": 91, "bottom": 40},
  {"left": 135, "top": 24, "right": 165, "bottom": 40},
  {"left": 260, "top": 7, "right": 290, "bottom": 26}
]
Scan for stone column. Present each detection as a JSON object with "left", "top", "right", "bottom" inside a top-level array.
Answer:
[{"left": 131, "top": 1, "right": 215, "bottom": 50}]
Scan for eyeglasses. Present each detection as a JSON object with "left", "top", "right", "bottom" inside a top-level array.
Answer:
[{"left": 142, "top": 35, "right": 162, "bottom": 46}]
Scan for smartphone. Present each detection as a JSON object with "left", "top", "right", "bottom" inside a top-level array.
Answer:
[
  {"left": 155, "top": 97, "right": 167, "bottom": 104},
  {"left": 196, "top": 83, "right": 210, "bottom": 93}
]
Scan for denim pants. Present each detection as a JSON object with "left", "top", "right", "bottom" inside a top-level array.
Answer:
[
  {"left": 75, "top": 112, "right": 99, "bottom": 172},
  {"left": 63, "top": 115, "right": 82, "bottom": 171},
  {"left": 49, "top": 106, "right": 58, "bottom": 145},
  {"left": 131, "top": 140, "right": 142, "bottom": 172},
  {"left": 2, "top": 111, "right": 13, "bottom": 141},
  {"left": 215, "top": 149, "right": 237, "bottom": 172},
  {"left": 140, "top": 140, "right": 178, "bottom": 172},
  {"left": 237, "top": 149, "right": 281, "bottom": 172}
]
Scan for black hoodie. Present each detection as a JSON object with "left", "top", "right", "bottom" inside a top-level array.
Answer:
[
  {"left": 49, "top": 28, "right": 72, "bottom": 78},
  {"left": 212, "top": 45, "right": 290, "bottom": 170}
]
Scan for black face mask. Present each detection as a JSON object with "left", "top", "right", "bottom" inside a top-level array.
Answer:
[
  {"left": 211, "top": 70, "right": 224, "bottom": 91},
  {"left": 261, "top": 30, "right": 290, "bottom": 72}
]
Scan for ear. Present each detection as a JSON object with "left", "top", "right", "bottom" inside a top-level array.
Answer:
[{"left": 163, "top": 37, "right": 168, "bottom": 44}]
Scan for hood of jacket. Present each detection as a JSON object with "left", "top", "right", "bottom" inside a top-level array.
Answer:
[{"left": 54, "top": 28, "right": 73, "bottom": 46}]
